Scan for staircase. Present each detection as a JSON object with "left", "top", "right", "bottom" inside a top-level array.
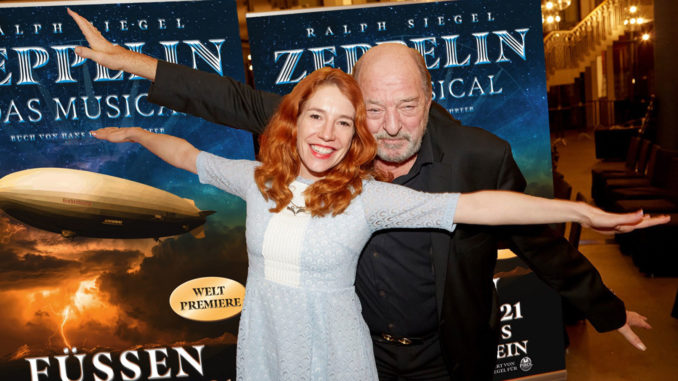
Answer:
[{"left": 544, "top": 0, "right": 652, "bottom": 88}]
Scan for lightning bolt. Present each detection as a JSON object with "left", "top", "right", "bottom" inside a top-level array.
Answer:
[
  {"left": 58, "top": 279, "right": 99, "bottom": 349},
  {"left": 60, "top": 306, "right": 71, "bottom": 349}
]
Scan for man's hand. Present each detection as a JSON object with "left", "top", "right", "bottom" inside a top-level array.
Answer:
[
  {"left": 67, "top": 8, "right": 158, "bottom": 81},
  {"left": 617, "top": 310, "right": 652, "bottom": 351}
]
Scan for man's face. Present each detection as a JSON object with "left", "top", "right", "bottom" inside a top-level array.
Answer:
[{"left": 359, "top": 68, "right": 430, "bottom": 164}]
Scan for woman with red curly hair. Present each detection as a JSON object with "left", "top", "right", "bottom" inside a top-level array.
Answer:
[
  {"left": 92, "top": 67, "right": 666, "bottom": 381},
  {"left": 253, "top": 66, "right": 379, "bottom": 217}
]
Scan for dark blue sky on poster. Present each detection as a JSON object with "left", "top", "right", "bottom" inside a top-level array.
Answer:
[{"left": 1, "top": 0, "right": 252, "bottom": 220}]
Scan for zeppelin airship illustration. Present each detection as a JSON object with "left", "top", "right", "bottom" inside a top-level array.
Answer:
[{"left": 0, "top": 168, "right": 214, "bottom": 239}]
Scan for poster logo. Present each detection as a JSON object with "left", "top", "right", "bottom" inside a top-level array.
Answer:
[
  {"left": 520, "top": 356, "right": 533, "bottom": 372},
  {"left": 169, "top": 277, "right": 245, "bottom": 321}
]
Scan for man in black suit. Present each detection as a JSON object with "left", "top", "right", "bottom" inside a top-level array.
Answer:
[{"left": 70, "top": 10, "right": 651, "bottom": 380}]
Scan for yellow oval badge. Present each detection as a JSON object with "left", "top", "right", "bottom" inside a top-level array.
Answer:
[{"left": 169, "top": 277, "right": 245, "bottom": 321}]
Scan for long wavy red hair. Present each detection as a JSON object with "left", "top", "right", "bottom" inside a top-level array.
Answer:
[{"left": 254, "top": 67, "right": 378, "bottom": 216}]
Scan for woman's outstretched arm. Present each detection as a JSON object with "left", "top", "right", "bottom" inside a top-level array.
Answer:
[
  {"left": 455, "top": 190, "right": 670, "bottom": 233},
  {"left": 91, "top": 127, "right": 199, "bottom": 174}
]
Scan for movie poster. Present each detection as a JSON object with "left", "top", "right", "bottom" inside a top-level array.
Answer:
[
  {"left": 0, "top": 1, "right": 250, "bottom": 380},
  {"left": 247, "top": 1, "right": 564, "bottom": 379},
  {"left": 247, "top": 0, "right": 553, "bottom": 197}
]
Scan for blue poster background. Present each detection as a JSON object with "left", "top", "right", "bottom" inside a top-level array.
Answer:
[
  {"left": 1, "top": 1, "right": 248, "bottom": 379},
  {"left": 247, "top": 0, "right": 553, "bottom": 196}
]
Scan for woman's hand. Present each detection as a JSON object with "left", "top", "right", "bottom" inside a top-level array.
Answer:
[
  {"left": 92, "top": 127, "right": 199, "bottom": 174},
  {"left": 91, "top": 127, "right": 143, "bottom": 143},
  {"left": 579, "top": 204, "right": 671, "bottom": 234}
]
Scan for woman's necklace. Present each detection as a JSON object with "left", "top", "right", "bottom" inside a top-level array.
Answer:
[{"left": 286, "top": 200, "right": 306, "bottom": 215}]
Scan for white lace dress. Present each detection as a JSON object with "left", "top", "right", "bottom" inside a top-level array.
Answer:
[{"left": 196, "top": 152, "right": 459, "bottom": 381}]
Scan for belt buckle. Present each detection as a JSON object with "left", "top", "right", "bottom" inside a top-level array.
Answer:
[{"left": 381, "top": 333, "right": 412, "bottom": 345}]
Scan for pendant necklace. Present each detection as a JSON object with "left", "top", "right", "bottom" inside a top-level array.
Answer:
[{"left": 286, "top": 200, "right": 306, "bottom": 215}]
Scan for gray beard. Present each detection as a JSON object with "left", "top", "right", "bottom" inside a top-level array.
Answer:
[{"left": 375, "top": 133, "right": 423, "bottom": 163}]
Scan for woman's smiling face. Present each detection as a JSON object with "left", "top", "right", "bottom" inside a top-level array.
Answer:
[{"left": 296, "top": 84, "right": 356, "bottom": 181}]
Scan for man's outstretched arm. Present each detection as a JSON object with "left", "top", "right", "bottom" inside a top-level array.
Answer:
[{"left": 69, "top": 8, "right": 280, "bottom": 135}]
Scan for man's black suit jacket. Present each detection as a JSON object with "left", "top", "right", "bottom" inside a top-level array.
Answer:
[{"left": 148, "top": 61, "right": 626, "bottom": 380}]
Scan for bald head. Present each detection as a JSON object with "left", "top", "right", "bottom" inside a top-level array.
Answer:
[
  {"left": 353, "top": 43, "right": 432, "bottom": 100},
  {"left": 351, "top": 43, "right": 433, "bottom": 176}
]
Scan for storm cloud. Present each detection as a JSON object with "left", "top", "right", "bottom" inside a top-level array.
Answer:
[
  {"left": 0, "top": 209, "right": 247, "bottom": 358},
  {"left": 98, "top": 224, "right": 247, "bottom": 344}
]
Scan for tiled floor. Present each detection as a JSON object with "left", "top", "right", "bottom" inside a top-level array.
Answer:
[{"left": 554, "top": 130, "right": 678, "bottom": 380}]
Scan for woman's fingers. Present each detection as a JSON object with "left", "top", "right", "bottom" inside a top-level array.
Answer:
[
  {"left": 587, "top": 209, "right": 670, "bottom": 234},
  {"left": 90, "top": 127, "right": 112, "bottom": 140},
  {"left": 91, "top": 127, "right": 129, "bottom": 142},
  {"left": 615, "top": 214, "right": 671, "bottom": 232}
]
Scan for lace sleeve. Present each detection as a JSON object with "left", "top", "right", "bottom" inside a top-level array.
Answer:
[
  {"left": 361, "top": 180, "right": 459, "bottom": 233},
  {"left": 196, "top": 151, "right": 258, "bottom": 199}
]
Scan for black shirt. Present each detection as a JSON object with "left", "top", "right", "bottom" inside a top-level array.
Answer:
[{"left": 355, "top": 132, "right": 440, "bottom": 337}]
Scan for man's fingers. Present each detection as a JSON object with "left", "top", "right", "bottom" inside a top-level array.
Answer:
[
  {"left": 634, "top": 318, "right": 652, "bottom": 330},
  {"left": 617, "top": 324, "right": 647, "bottom": 351},
  {"left": 74, "top": 46, "right": 124, "bottom": 71},
  {"left": 68, "top": 8, "right": 107, "bottom": 47},
  {"left": 68, "top": 8, "right": 93, "bottom": 34},
  {"left": 68, "top": 8, "right": 93, "bottom": 35},
  {"left": 626, "top": 310, "right": 653, "bottom": 330},
  {"left": 74, "top": 46, "right": 96, "bottom": 60},
  {"left": 73, "top": 47, "right": 109, "bottom": 67},
  {"left": 66, "top": 8, "right": 80, "bottom": 20}
]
